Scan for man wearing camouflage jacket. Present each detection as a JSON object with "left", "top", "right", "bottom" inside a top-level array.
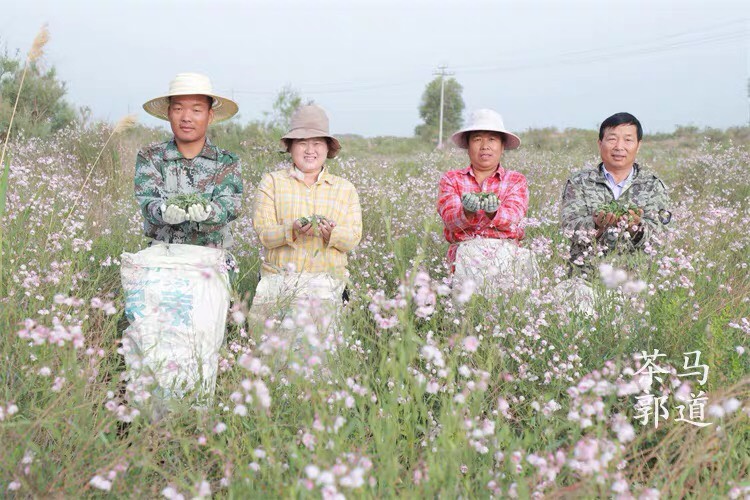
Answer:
[
  {"left": 561, "top": 112, "right": 671, "bottom": 276},
  {"left": 136, "top": 73, "right": 242, "bottom": 249}
]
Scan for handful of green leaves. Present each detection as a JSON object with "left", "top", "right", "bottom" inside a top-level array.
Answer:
[
  {"left": 297, "top": 214, "right": 328, "bottom": 229},
  {"left": 597, "top": 200, "right": 640, "bottom": 218},
  {"left": 166, "top": 193, "right": 209, "bottom": 211}
]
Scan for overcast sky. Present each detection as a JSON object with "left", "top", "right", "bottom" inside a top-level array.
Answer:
[{"left": 2, "top": 0, "right": 748, "bottom": 137}]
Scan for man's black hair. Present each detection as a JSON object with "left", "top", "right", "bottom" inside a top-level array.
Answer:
[
  {"left": 168, "top": 95, "right": 214, "bottom": 107},
  {"left": 599, "top": 112, "right": 642, "bottom": 141}
]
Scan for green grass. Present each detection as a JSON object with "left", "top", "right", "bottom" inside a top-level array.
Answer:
[{"left": 0, "top": 124, "right": 748, "bottom": 497}]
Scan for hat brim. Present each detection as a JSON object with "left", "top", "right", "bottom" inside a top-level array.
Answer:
[
  {"left": 142, "top": 93, "right": 239, "bottom": 123},
  {"left": 451, "top": 129, "right": 521, "bottom": 150},
  {"left": 280, "top": 129, "right": 341, "bottom": 159}
]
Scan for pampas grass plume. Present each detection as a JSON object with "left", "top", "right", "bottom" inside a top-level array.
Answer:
[
  {"left": 27, "top": 24, "right": 50, "bottom": 63},
  {"left": 113, "top": 114, "right": 138, "bottom": 134}
]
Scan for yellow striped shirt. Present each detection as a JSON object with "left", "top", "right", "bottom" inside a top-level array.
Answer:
[{"left": 253, "top": 168, "right": 362, "bottom": 279}]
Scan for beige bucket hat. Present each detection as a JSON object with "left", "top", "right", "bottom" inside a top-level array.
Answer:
[
  {"left": 143, "top": 73, "right": 239, "bottom": 123},
  {"left": 281, "top": 104, "right": 341, "bottom": 159},
  {"left": 451, "top": 109, "right": 521, "bottom": 150}
]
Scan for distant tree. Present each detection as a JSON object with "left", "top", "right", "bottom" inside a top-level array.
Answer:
[
  {"left": 414, "top": 77, "right": 464, "bottom": 144},
  {"left": 264, "top": 84, "right": 313, "bottom": 133},
  {"left": 0, "top": 48, "right": 76, "bottom": 138}
]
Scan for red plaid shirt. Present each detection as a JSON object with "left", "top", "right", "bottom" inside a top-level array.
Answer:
[{"left": 437, "top": 165, "right": 528, "bottom": 264}]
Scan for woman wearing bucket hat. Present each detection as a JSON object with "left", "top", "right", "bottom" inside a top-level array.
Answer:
[
  {"left": 135, "top": 72, "right": 242, "bottom": 251},
  {"left": 437, "top": 109, "right": 537, "bottom": 294},
  {"left": 250, "top": 104, "right": 362, "bottom": 344}
]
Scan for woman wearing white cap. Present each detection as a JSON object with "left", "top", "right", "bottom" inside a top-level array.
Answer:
[
  {"left": 437, "top": 109, "right": 536, "bottom": 293},
  {"left": 250, "top": 104, "right": 362, "bottom": 343}
]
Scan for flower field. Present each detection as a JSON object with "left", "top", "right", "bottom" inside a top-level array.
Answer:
[{"left": 1, "top": 125, "right": 749, "bottom": 498}]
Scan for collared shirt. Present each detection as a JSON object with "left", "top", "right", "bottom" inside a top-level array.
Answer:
[
  {"left": 602, "top": 164, "right": 634, "bottom": 200},
  {"left": 253, "top": 167, "right": 362, "bottom": 279},
  {"left": 134, "top": 138, "right": 242, "bottom": 248},
  {"left": 437, "top": 165, "right": 528, "bottom": 264}
]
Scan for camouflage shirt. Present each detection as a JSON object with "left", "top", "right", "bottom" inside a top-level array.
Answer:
[
  {"left": 560, "top": 162, "right": 670, "bottom": 271},
  {"left": 134, "top": 138, "right": 242, "bottom": 248}
]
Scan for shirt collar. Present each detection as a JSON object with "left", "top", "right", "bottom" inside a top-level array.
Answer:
[
  {"left": 600, "top": 163, "right": 634, "bottom": 186},
  {"left": 462, "top": 164, "right": 505, "bottom": 179},
  {"left": 288, "top": 166, "right": 334, "bottom": 185},
  {"left": 163, "top": 137, "right": 218, "bottom": 161}
]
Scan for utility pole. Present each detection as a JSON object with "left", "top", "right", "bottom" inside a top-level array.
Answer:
[{"left": 434, "top": 65, "right": 454, "bottom": 149}]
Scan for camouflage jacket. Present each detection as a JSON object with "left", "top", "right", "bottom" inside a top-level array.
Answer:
[
  {"left": 134, "top": 138, "right": 242, "bottom": 248},
  {"left": 560, "top": 162, "right": 670, "bottom": 270}
]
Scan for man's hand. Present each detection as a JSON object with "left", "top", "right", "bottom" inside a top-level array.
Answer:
[
  {"left": 593, "top": 210, "right": 618, "bottom": 238},
  {"left": 161, "top": 204, "right": 189, "bottom": 225},
  {"left": 481, "top": 193, "right": 499, "bottom": 215},
  {"left": 623, "top": 208, "right": 644, "bottom": 237},
  {"left": 461, "top": 193, "right": 480, "bottom": 213},
  {"left": 187, "top": 203, "right": 212, "bottom": 222},
  {"left": 319, "top": 218, "right": 337, "bottom": 245}
]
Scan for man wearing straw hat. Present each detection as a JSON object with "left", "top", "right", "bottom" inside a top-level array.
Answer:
[
  {"left": 437, "top": 108, "right": 536, "bottom": 293},
  {"left": 250, "top": 104, "right": 361, "bottom": 347},
  {"left": 136, "top": 72, "right": 242, "bottom": 252},
  {"left": 121, "top": 73, "right": 241, "bottom": 420}
]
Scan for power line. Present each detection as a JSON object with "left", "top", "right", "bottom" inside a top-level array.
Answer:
[
  {"left": 219, "top": 19, "right": 747, "bottom": 97},
  {"left": 453, "top": 18, "right": 748, "bottom": 73},
  {"left": 456, "top": 26, "right": 748, "bottom": 75}
]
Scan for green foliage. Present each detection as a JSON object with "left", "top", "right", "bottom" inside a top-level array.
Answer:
[
  {"left": 415, "top": 76, "right": 465, "bottom": 144},
  {"left": 0, "top": 49, "right": 76, "bottom": 138},
  {"left": 297, "top": 214, "right": 327, "bottom": 229},
  {"left": 0, "top": 152, "right": 9, "bottom": 217},
  {"left": 263, "top": 84, "right": 307, "bottom": 134},
  {"left": 166, "top": 193, "right": 209, "bottom": 210},
  {"left": 1, "top": 94, "right": 749, "bottom": 497},
  {"left": 597, "top": 200, "right": 640, "bottom": 217},
  {"left": 202, "top": 86, "right": 317, "bottom": 158}
]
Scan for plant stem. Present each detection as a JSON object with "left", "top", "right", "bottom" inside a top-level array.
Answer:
[
  {"left": 0, "top": 58, "right": 30, "bottom": 169},
  {"left": 62, "top": 127, "right": 119, "bottom": 224},
  {"left": 0, "top": 154, "right": 10, "bottom": 297}
]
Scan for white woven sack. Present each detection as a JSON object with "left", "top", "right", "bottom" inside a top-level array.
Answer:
[
  {"left": 249, "top": 272, "right": 345, "bottom": 335},
  {"left": 454, "top": 237, "right": 538, "bottom": 294},
  {"left": 120, "top": 243, "right": 230, "bottom": 414},
  {"left": 551, "top": 277, "right": 597, "bottom": 317}
]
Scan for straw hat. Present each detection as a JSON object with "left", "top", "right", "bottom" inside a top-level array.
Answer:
[
  {"left": 281, "top": 104, "right": 341, "bottom": 159},
  {"left": 143, "top": 73, "right": 239, "bottom": 122},
  {"left": 451, "top": 109, "right": 521, "bottom": 150}
]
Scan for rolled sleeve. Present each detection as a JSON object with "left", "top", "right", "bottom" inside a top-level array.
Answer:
[
  {"left": 328, "top": 186, "right": 362, "bottom": 252},
  {"left": 560, "top": 179, "right": 596, "bottom": 240},
  {"left": 134, "top": 150, "right": 166, "bottom": 226},
  {"left": 197, "top": 157, "right": 243, "bottom": 233},
  {"left": 632, "top": 178, "right": 669, "bottom": 249},
  {"left": 489, "top": 174, "right": 528, "bottom": 230},
  {"left": 253, "top": 173, "right": 297, "bottom": 250},
  {"left": 437, "top": 173, "right": 481, "bottom": 232}
]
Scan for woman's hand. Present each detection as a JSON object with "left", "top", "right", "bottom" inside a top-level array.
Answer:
[
  {"left": 461, "top": 193, "right": 480, "bottom": 214},
  {"left": 293, "top": 219, "right": 313, "bottom": 240},
  {"left": 319, "top": 218, "right": 337, "bottom": 245}
]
